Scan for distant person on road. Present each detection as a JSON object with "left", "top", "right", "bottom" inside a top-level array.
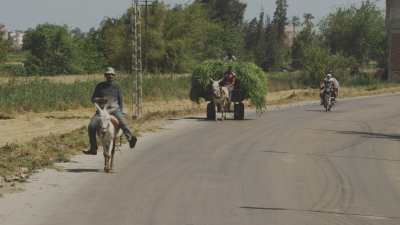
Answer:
[
  {"left": 320, "top": 73, "right": 340, "bottom": 105},
  {"left": 83, "top": 67, "right": 137, "bottom": 155},
  {"left": 219, "top": 65, "right": 237, "bottom": 102}
]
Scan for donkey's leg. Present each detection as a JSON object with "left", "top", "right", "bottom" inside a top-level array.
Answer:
[
  {"left": 102, "top": 142, "right": 108, "bottom": 170},
  {"left": 222, "top": 101, "right": 227, "bottom": 121},
  {"left": 110, "top": 139, "right": 116, "bottom": 170},
  {"left": 214, "top": 103, "right": 218, "bottom": 121},
  {"left": 105, "top": 140, "right": 114, "bottom": 172},
  {"left": 104, "top": 157, "right": 107, "bottom": 171},
  {"left": 224, "top": 101, "right": 228, "bottom": 120}
]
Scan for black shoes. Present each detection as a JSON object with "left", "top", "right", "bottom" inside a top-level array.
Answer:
[
  {"left": 129, "top": 136, "right": 137, "bottom": 149},
  {"left": 83, "top": 136, "right": 136, "bottom": 155},
  {"left": 82, "top": 149, "right": 97, "bottom": 155}
]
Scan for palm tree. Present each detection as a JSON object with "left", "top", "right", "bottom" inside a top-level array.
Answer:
[{"left": 291, "top": 16, "right": 300, "bottom": 34}]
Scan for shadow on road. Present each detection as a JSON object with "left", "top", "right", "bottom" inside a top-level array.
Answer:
[
  {"left": 305, "top": 108, "right": 347, "bottom": 113},
  {"left": 168, "top": 116, "right": 254, "bottom": 122},
  {"left": 65, "top": 169, "right": 101, "bottom": 173},
  {"left": 305, "top": 109, "right": 324, "bottom": 112},
  {"left": 240, "top": 206, "right": 400, "bottom": 220},
  {"left": 314, "top": 129, "right": 400, "bottom": 141},
  {"left": 336, "top": 130, "right": 400, "bottom": 140},
  {"left": 168, "top": 116, "right": 207, "bottom": 121},
  {"left": 261, "top": 150, "right": 400, "bottom": 162}
]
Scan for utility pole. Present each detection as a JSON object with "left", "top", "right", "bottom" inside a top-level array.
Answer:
[
  {"left": 131, "top": 0, "right": 143, "bottom": 119},
  {"left": 130, "top": 0, "right": 154, "bottom": 119},
  {"left": 143, "top": 0, "right": 149, "bottom": 72}
]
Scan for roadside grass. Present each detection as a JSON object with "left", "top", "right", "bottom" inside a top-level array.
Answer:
[
  {"left": 0, "top": 99, "right": 204, "bottom": 181},
  {"left": 0, "top": 128, "right": 87, "bottom": 178},
  {"left": 0, "top": 74, "right": 104, "bottom": 84}
]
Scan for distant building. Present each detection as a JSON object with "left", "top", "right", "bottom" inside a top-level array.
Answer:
[
  {"left": 284, "top": 24, "right": 297, "bottom": 48},
  {"left": 8, "top": 31, "right": 24, "bottom": 50},
  {"left": 387, "top": 0, "right": 400, "bottom": 81},
  {"left": 0, "top": 23, "right": 7, "bottom": 40}
]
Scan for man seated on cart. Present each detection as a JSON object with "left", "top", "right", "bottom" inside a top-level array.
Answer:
[{"left": 219, "top": 66, "right": 237, "bottom": 101}]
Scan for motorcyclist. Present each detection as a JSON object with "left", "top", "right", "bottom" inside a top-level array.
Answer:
[
  {"left": 320, "top": 73, "right": 340, "bottom": 105},
  {"left": 83, "top": 67, "right": 137, "bottom": 155}
]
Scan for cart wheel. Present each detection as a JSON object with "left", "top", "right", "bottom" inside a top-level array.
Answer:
[
  {"left": 207, "top": 102, "right": 216, "bottom": 120},
  {"left": 234, "top": 104, "right": 239, "bottom": 120},
  {"left": 238, "top": 103, "right": 245, "bottom": 120},
  {"left": 234, "top": 103, "right": 245, "bottom": 120}
]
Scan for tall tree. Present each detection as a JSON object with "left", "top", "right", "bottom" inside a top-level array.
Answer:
[
  {"left": 264, "top": 21, "right": 280, "bottom": 70},
  {"left": 195, "top": 0, "right": 246, "bottom": 27},
  {"left": 291, "top": 16, "right": 300, "bottom": 34},
  {"left": 76, "top": 29, "right": 106, "bottom": 73},
  {"left": 264, "top": 0, "right": 289, "bottom": 70},
  {"left": 303, "top": 13, "right": 315, "bottom": 28},
  {"left": 291, "top": 13, "right": 317, "bottom": 69},
  {"left": 0, "top": 29, "right": 8, "bottom": 63},
  {"left": 272, "top": 0, "right": 288, "bottom": 44},
  {"left": 23, "top": 24, "right": 83, "bottom": 75},
  {"left": 320, "top": 0, "right": 385, "bottom": 64},
  {"left": 244, "top": 17, "right": 258, "bottom": 52}
]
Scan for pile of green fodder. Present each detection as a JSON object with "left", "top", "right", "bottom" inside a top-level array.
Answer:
[{"left": 190, "top": 60, "right": 267, "bottom": 112}]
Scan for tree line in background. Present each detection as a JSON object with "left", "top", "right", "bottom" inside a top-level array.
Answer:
[
  {"left": 0, "top": 0, "right": 386, "bottom": 85},
  {"left": 0, "top": 28, "right": 10, "bottom": 63}
]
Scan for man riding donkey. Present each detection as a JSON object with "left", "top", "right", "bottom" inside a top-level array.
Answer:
[{"left": 83, "top": 67, "right": 137, "bottom": 155}]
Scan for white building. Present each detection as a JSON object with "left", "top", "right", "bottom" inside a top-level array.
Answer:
[
  {"left": 8, "top": 31, "right": 25, "bottom": 50},
  {"left": 0, "top": 23, "right": 7, "bottom": 40},
  {"left": 284, "top": 24, "right": 297, "bottom": 48}
]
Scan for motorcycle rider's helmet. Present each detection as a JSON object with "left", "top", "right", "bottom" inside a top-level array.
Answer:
[{"left": 326, "top": 73, "right": 332, "bottom": 79}]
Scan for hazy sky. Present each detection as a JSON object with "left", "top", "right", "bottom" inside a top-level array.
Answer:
[{"left": 0, "top": 0, "right": 385, "bottom": 31}]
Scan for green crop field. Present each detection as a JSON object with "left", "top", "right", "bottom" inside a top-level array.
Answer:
[{"left": 0, "top": 75, "right": 191, "bottom": 113}]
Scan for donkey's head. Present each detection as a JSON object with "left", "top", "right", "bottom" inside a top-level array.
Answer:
[
  {"left": 210, "top": 79, "right": 223, "bottom": 98},
  {"left": 95, "top": 103, "right": 112, "bottom": 136}
]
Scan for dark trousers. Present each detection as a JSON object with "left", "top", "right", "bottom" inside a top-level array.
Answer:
[{"left": 88, "top": 110, "right": 133, "bottom": 152}]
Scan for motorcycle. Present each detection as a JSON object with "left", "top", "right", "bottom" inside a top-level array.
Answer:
[{"left": 323, "top": 81, "right": 335, "bottom": 112}]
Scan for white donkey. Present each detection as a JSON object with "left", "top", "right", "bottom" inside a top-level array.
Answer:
[
  {"left": 95, "top": 103, "right": 122, "bottom": 173},
  {"left": 211, "top": 79, "right": 230, "bottom": 121}
]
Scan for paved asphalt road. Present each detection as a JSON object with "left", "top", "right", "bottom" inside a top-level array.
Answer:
[{"left": 1, "top": 94, "right": 400, "bottom": 225}]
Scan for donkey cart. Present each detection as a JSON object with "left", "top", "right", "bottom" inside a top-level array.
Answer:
[{"left": 206, "top": 88, "right": 245, "bottom": 120}]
